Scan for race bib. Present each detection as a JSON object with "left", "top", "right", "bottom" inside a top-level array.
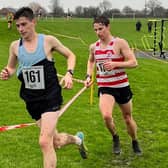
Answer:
[
  {"left": 96, "top": 61, "right": 111, "bottom": 75},
  {"left": 22, "top": 66, "right": 45, "bottom": 90}
]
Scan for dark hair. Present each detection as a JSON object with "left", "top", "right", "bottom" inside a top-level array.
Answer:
[
  {"left": 93, "top": 15, "right": 110, "bottom": 26},
  {"left": 14, "top": 7, "right": 34, "bottom": 20}
]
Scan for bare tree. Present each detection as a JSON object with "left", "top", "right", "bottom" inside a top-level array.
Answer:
[
  {"left": 28, "top": 2, "right": 47, "bottom": 17},
  {"left": 122, "top": 6, "right": 134, "bottom": 14},
  {"left": 75, "top": 6, "right": 101, "bottom": 18},
  {"left": 50, "top": 0, "right": 64, "bottom": 16},
  {"left": 154, "top": 6, "right": 166, "bottom": 17},
  {"left": 99, "top": 0, "right": 112, "bottom": 13},
  {"left": 29, "top": 2, "right": 46, "bottom": 15},
  {"left": 146, "top": 0, "right": 161, "bottom": 16},
  {"left": 75, "top": 6, "right": 83, "bottom": 17}
]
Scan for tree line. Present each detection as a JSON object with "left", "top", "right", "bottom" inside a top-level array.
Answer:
[
  {"left": 1, "top": 0, "right": 168, "bottom": 18},
  {"left": 43, "top": 0, "right": 168, "bottom": 18}
]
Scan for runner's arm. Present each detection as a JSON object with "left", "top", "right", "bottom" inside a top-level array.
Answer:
[{"left": 0, "top": 41, "right": 18, "bottom": 80}]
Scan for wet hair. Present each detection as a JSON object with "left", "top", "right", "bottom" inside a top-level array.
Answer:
[
  {"left": 14, "top": 7, "right": 34, "bottom": 20},
  {"left": 93, "top": 15, "right": 110, "bottom": 27}
]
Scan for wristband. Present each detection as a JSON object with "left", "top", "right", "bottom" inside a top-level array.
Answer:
[
  {"left": 85, "top": 74, "right": 91, "bottom": 79},
  {"left": 67, "top": 69, "right": 74, "bottom": 76}
]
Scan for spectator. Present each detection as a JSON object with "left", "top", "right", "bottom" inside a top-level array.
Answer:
[
  {"left": 136, "top": 20, "right": 142, "bottom": 31},
  {"left": 147, "top": 21, "right": 153, "bottom": 33}
]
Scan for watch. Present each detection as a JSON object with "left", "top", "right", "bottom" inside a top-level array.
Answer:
[
  {"left": 85, "top": 74, "right": 91, "bottom": 79},
  {"left": 67, "top": 69, "right": 74, "bottom": 76}
]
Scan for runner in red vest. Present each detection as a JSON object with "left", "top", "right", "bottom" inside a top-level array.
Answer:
[{"left": 84, "top": 15, "right": 142, "bottom": 155}]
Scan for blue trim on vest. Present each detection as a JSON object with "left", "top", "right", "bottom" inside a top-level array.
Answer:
[{"left": 17, "top": 34, "right": 46, "bottom": 76}]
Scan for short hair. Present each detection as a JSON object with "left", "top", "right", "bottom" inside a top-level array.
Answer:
[
  {"left": 93, "top": 15, "right": 110, "bottom": 26},
  {"left": 14, "top": 7, "right": 34, "bottom": 20}
]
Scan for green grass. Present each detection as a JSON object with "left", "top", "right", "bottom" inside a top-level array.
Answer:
[{"left": 0, "top": 18, "right": 168, "bottom": 168}]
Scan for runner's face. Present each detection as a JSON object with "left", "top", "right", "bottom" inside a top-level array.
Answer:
[
  {"left": 15, "top": 17, "right": 35, "bottom": 39},
  {"left": 93, "top": 23, "right": 109, "bottom": 40}
]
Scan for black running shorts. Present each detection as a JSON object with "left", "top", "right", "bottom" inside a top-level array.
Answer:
[
  {"left": 98, "top": 86, "right": 133, "bottom": 104},
  {"left": 26, "top": 98, "right": 62, "bottom": 120}
]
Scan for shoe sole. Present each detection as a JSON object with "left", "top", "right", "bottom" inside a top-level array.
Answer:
[{"left": 78, "top": 141, "right": 88, "bottom": 159}]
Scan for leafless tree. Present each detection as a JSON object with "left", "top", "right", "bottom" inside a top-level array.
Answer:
[
  {"left": 75, "top": 6, "right": 83, "bottom": 17},
  {"left": 50, "top": 0, "right": 64, "bottom": 16},
  {"left": 122, "top": 6, "right": 134, "bottom": 14},
  {"left": 99, "top": 0, "right": 112, "bottom": 13},
  {"left": 28, "top": 2, "right": 47, "bottom": 17},
  {"left": 146, "top": 0, "right": 161, "bottom": 16}
]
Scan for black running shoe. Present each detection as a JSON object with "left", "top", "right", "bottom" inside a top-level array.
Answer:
[
  {"left": 113, "top": 135, "right": 121, "bottom": 155},
  {"left": 132, "top": 140, "right": 142, "bottom": 155}
]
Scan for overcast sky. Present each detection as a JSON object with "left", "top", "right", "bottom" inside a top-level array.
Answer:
[{"left": 0, "top": 0, "right": 168, "bottom": 12}]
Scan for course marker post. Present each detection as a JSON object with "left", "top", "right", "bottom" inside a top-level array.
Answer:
[{"left": 90, "top": 70, "right": 95, "bottom": 105}]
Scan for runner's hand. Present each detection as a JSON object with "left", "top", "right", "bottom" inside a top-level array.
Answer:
[
  {"left": 84, "top": 75, "right": 93, "bottom": 88},
  {"left": 60, "top": 72, "right": 73, "bottom": 89},
  {"left": 0, "top": 68, "right": 10, "bottom": 80}
]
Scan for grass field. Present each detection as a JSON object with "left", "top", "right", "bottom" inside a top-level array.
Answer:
[{"left": 0, "top": 18, "right": 168, "bottom": 168}]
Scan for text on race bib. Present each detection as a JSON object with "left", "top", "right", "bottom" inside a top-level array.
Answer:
[{"left": 22, "top": 66, "right": 45, "bottom": 89}]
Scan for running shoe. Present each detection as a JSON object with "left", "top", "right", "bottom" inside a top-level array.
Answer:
[
  {"left": 76, "top": 132, "right": 88, "bottom": 159},
  {"left": 113, "top": 135, "right": 121, "bottom": 155},
  {"left": 132, "top": 140, "right": 142, "bottom": 155}
]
